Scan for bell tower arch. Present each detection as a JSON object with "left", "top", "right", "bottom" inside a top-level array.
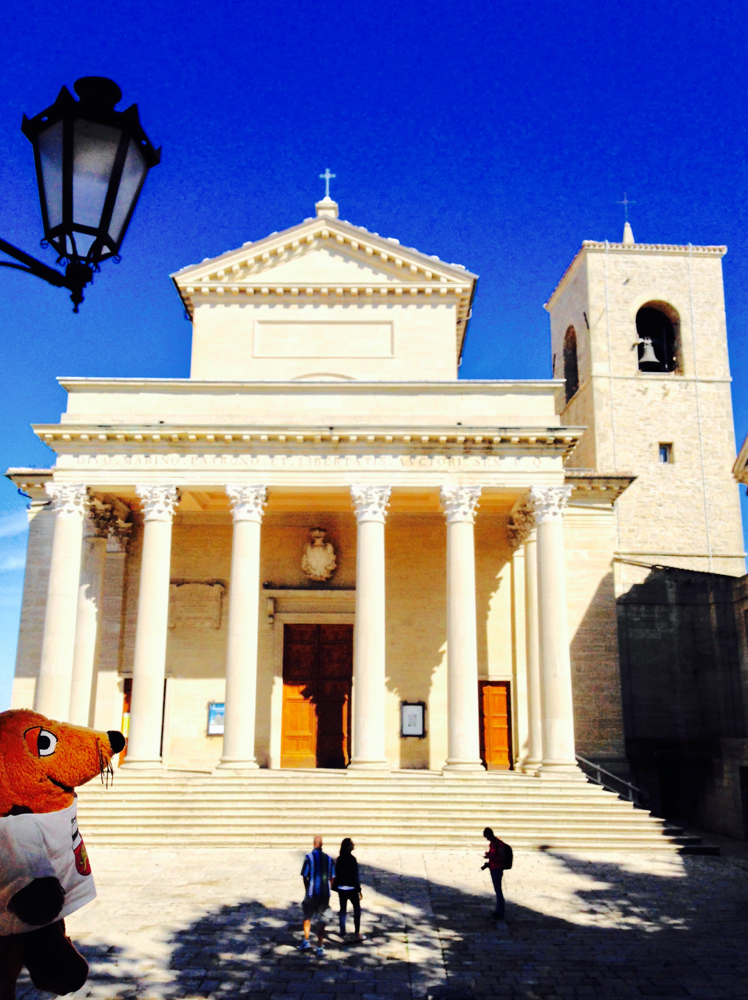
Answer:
[{"left": 545, "top": 227, "right": 744, "bottom": 581}]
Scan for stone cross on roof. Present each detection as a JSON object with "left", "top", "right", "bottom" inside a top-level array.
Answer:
[{"left": 319, "top": 168, "right": 336, "bottom": 199}]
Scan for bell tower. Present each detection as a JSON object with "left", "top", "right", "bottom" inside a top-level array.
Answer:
[{"left": 545, "top": 225, "right": 745, "bottom": 582}]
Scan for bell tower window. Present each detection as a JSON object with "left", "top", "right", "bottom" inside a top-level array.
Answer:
[
  {"left": 563, "top": 325, "right": 579, "bottom": 403},
  {"left": 636, "top": 303, "right": 680, "bottom": 373}
]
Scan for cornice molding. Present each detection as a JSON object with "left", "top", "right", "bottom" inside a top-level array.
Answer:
[
  {"left": 545, "top": 241, "right": 726, "bottom": 311},
  {"left": 56, "top": 376, "right": 565, "bottom": 396},
  {"left": 34, "top": 424, "right": 581, "bottom": 461}
]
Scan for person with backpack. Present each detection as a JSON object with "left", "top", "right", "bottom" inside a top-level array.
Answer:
[
  {"left": 333, "top": 837, "right": 363, "bottom": 941},
  {"left": 482, "top": 827, "right": 511, "bottom": 921}
]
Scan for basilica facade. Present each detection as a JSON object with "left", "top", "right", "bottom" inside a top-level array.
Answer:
[{"left": 8, "top": 198, "right": 744, "bottom": 786}]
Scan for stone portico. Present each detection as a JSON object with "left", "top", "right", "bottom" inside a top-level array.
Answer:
[{"left": 8, "top": 198, "right": 630, "bottom": 778}]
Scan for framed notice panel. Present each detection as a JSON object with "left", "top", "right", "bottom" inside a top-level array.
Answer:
[
  {"left": 207, "top": 701, "right": 225, "bottom": 735},
  {"left": 400, "top": 701, "right": 426, "bottom": 738}
]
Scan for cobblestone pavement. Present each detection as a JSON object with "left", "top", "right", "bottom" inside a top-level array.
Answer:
[{"left": 14, "top": 845, "right": 748, "bottom": 1000}]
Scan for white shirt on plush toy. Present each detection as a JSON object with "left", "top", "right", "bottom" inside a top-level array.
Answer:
[{"left": 0, "top": 798, "right": 96, "bottom": 935}]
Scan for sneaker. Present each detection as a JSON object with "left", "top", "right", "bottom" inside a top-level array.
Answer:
[
  {"left": 315, "top": 946, "right": 325, "bottom": 958},
  {"left": 298, "top": 940, "right": 312, "bottom": 952}
]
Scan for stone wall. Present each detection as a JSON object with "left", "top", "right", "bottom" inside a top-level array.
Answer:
[
  {"left": 617, "top": 565, "right": 748, "bottom": 832},
  {"left": 547, "top": 244, "right": 745, "bottom": 580}
]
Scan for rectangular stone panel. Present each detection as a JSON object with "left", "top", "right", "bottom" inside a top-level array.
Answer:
[
  {"left": 168, "top": 581, "right": 225, "bottom": 630},
  {"left": 253, "top": 320, "right": 393, "bottom": 358}
]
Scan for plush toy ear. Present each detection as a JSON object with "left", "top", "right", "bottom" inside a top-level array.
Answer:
[{"left": 8, "top": 877, "right": 65, "bottom": 926}]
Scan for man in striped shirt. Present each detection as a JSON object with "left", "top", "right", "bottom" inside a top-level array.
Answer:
[{"left": 299, "top": 835, "right": 335, "bottom": 956}]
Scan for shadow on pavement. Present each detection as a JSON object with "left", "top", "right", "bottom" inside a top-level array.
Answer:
[{"left": 14, "top": 850, "right": 748, "bottom": 1000}]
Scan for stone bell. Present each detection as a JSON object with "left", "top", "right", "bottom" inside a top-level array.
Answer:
[{"left": 638, "top": 337, "right": 658, "bottom": 365}]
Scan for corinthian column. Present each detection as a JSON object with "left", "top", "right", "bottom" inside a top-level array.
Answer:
[
  {"left": 35, "top": 484, "right": 90, "bottom": 719},
  {"left": 68, "top": 500, "right": 114, "bottom": 726},
  {"left": 523, "top": 522, "right": 543, "bottom": 773},
  {"left": 349, "top": 484, "right": 391, "bottom": 770},
  {"left": 123, "top": 485, "right": 179, "bottom": 768},
  {"left": 218, "top": 485, "right": 267, "bottom": 770},
  {"left": 527, "top": 485, "right": 581, "bottom": 777},
  {"left": 440, "top": 485, "right": 485, "bottom": 772}
]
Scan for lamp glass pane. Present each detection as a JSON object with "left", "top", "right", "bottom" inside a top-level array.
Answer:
[
  {"left": 37, "top": 120, "right": 64, "bottom": 229},
  {"left": 109, "top": 138, "right": 148, "bottom": 243},
  {"left": 72, "top": 232, "right": 97, "bottom": 257},
  {"left": 72, "top": 119, "right": 121, "bottom": 229}
]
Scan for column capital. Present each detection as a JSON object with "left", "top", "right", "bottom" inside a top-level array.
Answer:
[
  {"left": 44, "top": 483, "right": 89, "bottom": 518},
  {"left": 226, "top": 485, "right": 267, "bottom": 522},
  {"left": 508, "top": 507, "right": 535, "bottom": 549},
  {"left": 527, "top": 485, "right": 573, "bottom": 525},
  {"left": 440, "top": 485, "right": 481, "bottom": 524},
  {"left": 136, "top": 485, "right": 180, "bottom": 522},
  {"left": 351, "top": 484, "right": 391, "bottom": 523}
]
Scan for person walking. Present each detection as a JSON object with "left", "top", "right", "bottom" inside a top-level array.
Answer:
[
  {"left": 299, "top": 835, "right": 335, "bottom": 957},
  {"left": 483, "top": 827, "right": 506, "bottom": 920},
  {"left": 334, "top": 838, "right": 363, "bottom": 941}
]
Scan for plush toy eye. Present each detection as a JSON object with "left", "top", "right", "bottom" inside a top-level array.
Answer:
[{"left": 24, "top": 727, "right": 58, "bottom": 758}]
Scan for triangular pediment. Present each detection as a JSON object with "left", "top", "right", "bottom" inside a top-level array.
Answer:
[{"left": 171, "top": 214, "right": 478, "bottom": 358}]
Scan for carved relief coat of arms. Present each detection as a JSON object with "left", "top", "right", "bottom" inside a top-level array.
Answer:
[{"left": 301, "top": 528, "right": 337, "bottom": 582}]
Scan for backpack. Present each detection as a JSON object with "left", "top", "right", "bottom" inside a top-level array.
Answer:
[{"left": 502, "top": 842, "right": 513, "bottom": 870}]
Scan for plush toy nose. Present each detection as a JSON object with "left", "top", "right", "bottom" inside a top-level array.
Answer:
[{"left": 107, "top": 731, "right": 126, "bottom": 754}]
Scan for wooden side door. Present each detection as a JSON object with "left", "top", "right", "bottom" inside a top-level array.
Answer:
[
  {"left": 479, "top": 681, "right": 512, "bottom": 770},
  {"left": 315, "top": 624, "right": 353, "bottom": 768},
  {"left": 281, "top": 624, "right": 318, "bottom": 768}
]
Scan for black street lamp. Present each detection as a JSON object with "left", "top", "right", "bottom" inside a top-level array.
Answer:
[{"left": 1, "top": 77, "right": 160, "bottom": 311}]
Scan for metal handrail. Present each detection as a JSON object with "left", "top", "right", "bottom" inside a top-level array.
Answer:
[{"left": 576, "top": 754, "right": 642, "bottom": 803}]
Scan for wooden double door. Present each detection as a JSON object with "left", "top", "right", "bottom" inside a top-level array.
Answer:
[
  {"left": 479, "top": 681, "right": 512, "bottom": 770},
  {"left": 281, "top": 624, "right": 353, "bottom": 769}
]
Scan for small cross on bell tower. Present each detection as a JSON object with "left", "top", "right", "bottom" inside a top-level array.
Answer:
[{"left": 316, "top": 167, "right": 339, "bottom": 218}]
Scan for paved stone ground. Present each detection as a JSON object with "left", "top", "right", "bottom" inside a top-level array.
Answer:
[{"left": 14, "top": 845, "right": 748, "bottom": 1000}]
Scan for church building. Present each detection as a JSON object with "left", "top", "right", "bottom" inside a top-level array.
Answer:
[{"left": 7, "top": 197, "right": 745, "bottom": 800}]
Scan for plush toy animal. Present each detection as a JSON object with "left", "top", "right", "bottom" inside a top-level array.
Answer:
[{"left": 0, "top": 709, "right": 124, "bottom": 999}]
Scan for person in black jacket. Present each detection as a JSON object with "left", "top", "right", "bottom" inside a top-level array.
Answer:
[{"left": 334, "top": 838, "right": 363, "bottom": 940}]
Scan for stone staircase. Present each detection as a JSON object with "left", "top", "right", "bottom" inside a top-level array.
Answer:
[{"left": 76, "top": 768, "right": 716, "bottom": 853}]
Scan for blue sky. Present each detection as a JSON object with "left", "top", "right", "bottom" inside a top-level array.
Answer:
[{"left": 2, "top": 0, "right": 748, "bottom": 707}]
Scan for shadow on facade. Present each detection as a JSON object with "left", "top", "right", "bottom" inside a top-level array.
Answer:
[
  {"left": 617, "top": 565, "right": 748, "bottom": 836},
  {"left": 16, "top": 853, "right": 746, "bottom": 1000}
]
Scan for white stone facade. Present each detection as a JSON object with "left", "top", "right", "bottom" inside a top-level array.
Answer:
[{"left": 7, "top": 206, "right": 743, "bottom": 777}]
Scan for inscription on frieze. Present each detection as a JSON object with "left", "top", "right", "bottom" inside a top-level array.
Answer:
[{"left": 60, "top": 452, "right": 547, "bottom": 471}]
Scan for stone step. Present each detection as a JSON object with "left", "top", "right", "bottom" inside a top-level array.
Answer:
[
  {"left": 75, "top": 771, "right": 709, "bottom": 853},
  {"left": 80, "top": 832, "right": 690, "bottom": 851}
]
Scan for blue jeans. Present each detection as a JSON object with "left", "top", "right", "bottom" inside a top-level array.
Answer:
[{"left": 490, "top": 869, "right": 505, "bottom": 919}]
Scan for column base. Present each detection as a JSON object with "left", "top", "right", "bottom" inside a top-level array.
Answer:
[
  {"left": 347, "top": 759, "right": 390, "bottom": 772},
  {"left": 215, "top": 759, "right": 260, "bottom": 770},
  {"left": 442, "top": 759, "right": 485, "bottom": 776},
  {"left": 119, "top": 758, "right": 163, "bottom": 771},
  {"left": 537, "top": 762, "right": 585, "bottom": 779},
  {"left": 522, "top": 761, "right": 542, "bottom": 775}
]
